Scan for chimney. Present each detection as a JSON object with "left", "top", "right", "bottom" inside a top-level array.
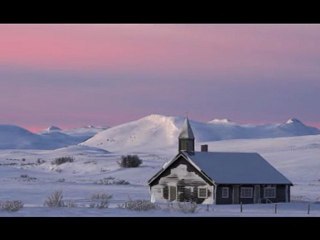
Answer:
[{"left": 201, "top": 144, "right": 208, "bottom": 152}]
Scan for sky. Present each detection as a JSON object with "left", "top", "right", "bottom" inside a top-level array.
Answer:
[{"left": 0, "top": 24, "right": 320, "bottom": 132}]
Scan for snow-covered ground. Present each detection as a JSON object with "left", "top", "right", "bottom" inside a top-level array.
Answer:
[{"left": 1, "top": 134, "right": 320, "bottom": 216}]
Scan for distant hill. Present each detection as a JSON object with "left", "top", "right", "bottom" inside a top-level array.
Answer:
[
  {"left": 0, "top": 125, "right": 107, "bottom": 149},
  {"left": 82, "top": 114, "right": 320, "bottom": 152},
  {"left": 1, "top": 115, "right": 319, "bottom": 150}
]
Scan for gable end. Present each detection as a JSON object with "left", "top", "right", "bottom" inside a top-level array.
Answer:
[{"left": 148, "top": 154, "right": 214, "bottom": 187}]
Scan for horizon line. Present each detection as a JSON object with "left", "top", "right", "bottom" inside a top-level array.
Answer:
[{"left": 0, "top": 114, "right": 318, "bottom": 133}]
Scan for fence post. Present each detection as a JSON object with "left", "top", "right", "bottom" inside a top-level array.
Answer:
[
  {"left": 274, "top": 203, "right": 277, "bottom": 214},
  {"left": 240, "top": 202, "right": 243, "bottom": 213},
  {"left": 307, "top": 203, "right": 310, "bottom": 215}
]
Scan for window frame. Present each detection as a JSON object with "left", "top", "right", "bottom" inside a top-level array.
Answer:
[
  {"left": 184, "top": 186, "right": 194, "bottom": 192},
  {"left": 264, "top": 187, "right": 276, "bottom": 198},
  {"left": 222, "top": 187, "right": 229, "bottom": 198},
  {"left": 198, "top": 187, "right": 208, "bottom": 198},
  {"left": 240, "top": 187, "right": 253, "bottom": 198}
]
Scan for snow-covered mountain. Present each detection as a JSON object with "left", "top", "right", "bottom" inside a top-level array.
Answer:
[
  {"left": 62, "top": 126, "right": 107, "bottom": 140},
  {"left": 82, "top": 114, "right": 320, "bottom": 152},
  {"left": 0, "top": 125, "right": 41, "bottom": 149},
  {"left": 0, "top": 125, "right": 106, "bottom": 150},
  {"left": 43, "top": 126, "right": 62, "bottom": 132},
  {"left": 83, "top": 114, "right": 182, "bottom": 152},
  {"left": 0, "top": 115, "right": 319, "bottom": 150},
  {"left": 208, "top": 118, "right": 233, "bottom": 124}
]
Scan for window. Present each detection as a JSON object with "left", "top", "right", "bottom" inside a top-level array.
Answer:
[
  {"left": 156, "top": 187, "right": 162, "bottom": 194},
  {"left": 264, "top": 187, "right": 276, "bottom": 198},
  {"left": 222, "top": 187, "right": 229, "bottom": 198},
  {"left": 184, "top": 186, "right": 194, "bottom": 192},
  {"left": 169, "top": 186, "right": 177, "bottom": 201},
  {"left": 180, "top": 141, "right": 188, "bottom": 151},
  {"left": 198, "top": 187, "right": 207, "bottom": 198},
  {"left": 240, "top": 187, "right": 253, "bottom": 198}
]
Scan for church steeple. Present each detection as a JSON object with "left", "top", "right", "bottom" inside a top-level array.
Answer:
[{"left": 178, "top": 118, "right": 195, "bottom": 153}]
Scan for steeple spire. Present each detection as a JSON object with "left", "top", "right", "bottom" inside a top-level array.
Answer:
[
  {"left": 178, "top": 118, "right": 195, "bottom": 153},
  {"left": 179, "top": 118, "right": 195, "bottom": 139}
]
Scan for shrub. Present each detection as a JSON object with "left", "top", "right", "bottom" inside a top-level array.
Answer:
[
  {"left": 37, "top": 158, "right": 46, "bottom": 164},
  {"left": 119, "top": 199, "right": 157, "bottom": 211},
  {"left": 95, "top": 177, "right": 129, "bottom": 185},
  {"left": 176, "top": 202, "right": 198, "bottom": 213},
  {"left": 44, "top": 190, "right": 65, "bottom": 207},
  {"left": 118, "top": 155, "right": 142, "bottom": 168},
  {"left": 19, "top": 174, "right": 37, "bottom": 182},
  {"left": 115, "top": 179, "right": 130, "bottom": 185},
  {"left": 90, "top": 193, "right": 112, "bottom": 209},
  {"left": 0, "top": 200, "right": 24, "bottom": 212},
  {"left": 51, "top": 156, "right": 74, "bottom": 165},
  {"left": 64, "top": 200, "right": 77, "bottom": 208}
]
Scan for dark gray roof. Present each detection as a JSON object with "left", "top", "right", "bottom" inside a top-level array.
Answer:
[
  {"left": 184, "top": 151, "right": 292, "bottom": 185},
  {"left": 179, "top": 118, "right": 195, "bottom": 139}
]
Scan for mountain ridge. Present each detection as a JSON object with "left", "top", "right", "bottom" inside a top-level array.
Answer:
[
  {"left": 0, "top": 115, "right": 318, "bottom": 150},
  {"left": 82, "top": 114, "right": 320, "bottom": 152}
]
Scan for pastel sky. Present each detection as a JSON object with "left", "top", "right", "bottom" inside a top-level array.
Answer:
[{"left": 0, "top": 24, "right": 320, "bottom": 132}]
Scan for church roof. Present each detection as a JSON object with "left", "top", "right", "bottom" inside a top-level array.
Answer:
[
  {"left": 184, "top": 151, "right": 292, "bottom": 185},
  {"left": 148, "top": 151, "right": 293, "bottom": 185},
  {"left": 179, "top": 118, "right": 195, "bottom": 139}
]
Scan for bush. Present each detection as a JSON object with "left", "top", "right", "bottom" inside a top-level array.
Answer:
[
  {"left": 90, "top": 193, "right": 112, "bottom": 209},
  {"left": 118, "top": 155, "right": 142, "bottom": 168},
  {"left": 44, "top": 190, "right": 65, "bottom": 207},
  {"left": 0, "top": 200, "right": 24, "bottom": 212},
  {"left": 64, "top": 200, "right": 77, "bottom": 208},
  {"left": 119, "top": 199, "right": 158, "bottom": 211},
  {"left": 176, "top": 202, "right": 198, "bottom": 213},
  {"left": 51, "top": 156, "right": 74, "bottom": 165},
  {"left": 37, "top": 158, "right": 45, "bottom": 164},
  {"left": 19, "top": 174, "right": 37, "bottom": 182},
  {"left": 95, "top": 177, "right": 129, "bottom": 185}
]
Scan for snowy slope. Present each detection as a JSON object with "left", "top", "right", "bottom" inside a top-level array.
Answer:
[
  {"left": 82, "top": 114, "right": 320, "bottom": 152},
  {"left": 0, "top": 125, "right": 41, "bottom": 149},
  {"left": 0, "top": 125, "right": 106, "bottom": 150},
  {"left": 39, "top": 125, "right": 107, "bottom": 148},
  {"left": 0, "top": 115, "right": 318, "bottom": 151},
  {"left": 1, "top": 134, "right": 320, "bottom": 216},
  {"left": 62, "top": 126, "right": 107, "bottom": 140},
  {"left": 82, "top": 115, "right": 184, "bottom": 152}
]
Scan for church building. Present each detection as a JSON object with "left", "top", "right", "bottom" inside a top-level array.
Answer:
[{"left": 148, "top": 118, "right": 292, "bottom": 204}]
